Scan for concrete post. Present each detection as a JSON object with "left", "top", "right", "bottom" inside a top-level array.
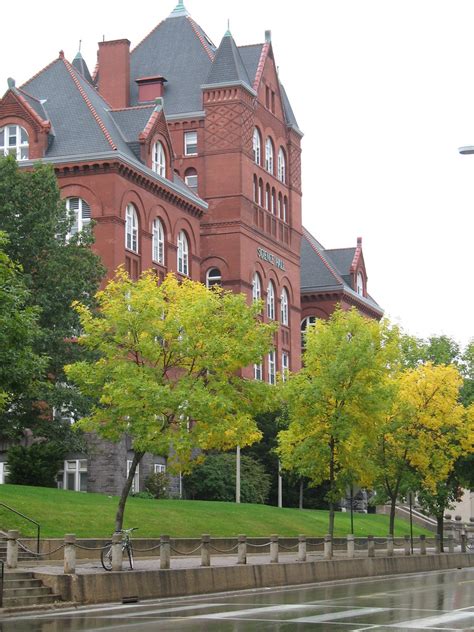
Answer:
[
  {"left": 298, "top": 535, "right": 307, "bottom": 562},
  {"left": 435, "top": 534, "right": 441, "bottom": 554},
  {"left": 270, "top": 535, "right": 279, "bottom": 563},
  {"left": 447, "top": 534, "right": 454, "bottom": 554},
  {"left": 111, "top": 532, "right": 123, "bottom": 571},
  {"left": 460, "top": 533, "right": 467, "bottom": 553},
  {"left": 420, "top": 534, "right": 426, "bottom": 556},
  {"left": 160, "top": 535, "right": 170, "bottom": 570},
  {"left": 237, "top": 535, "right": 247, "bottom": 565},
  {"left": 63, "top": 534, "right": 76, "bottom": 574},
  {"left": 6, "top": 530, "right": 19, "bottom": 569},
  {"left": 404, "top": 535, "right": 411, "bottom": 556},
  {"left": 387, "top": 535, "right": 394, "bottom": 557},
  {"left": 324, "top": 535, "right": 333, "bottom": 560},
  {"left": 367, "top": 535, "right": 375, "bottom": 558},
  {"left": 201, "top": 534, "right": 211, "bottom": 567},
  {"left": 347, "top": 534, "right": 355, "bottom": 559}
]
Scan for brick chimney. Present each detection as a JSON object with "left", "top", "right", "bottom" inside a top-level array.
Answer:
[
  {"left": 97, "top": 39, "right": 130, "bottom": 109},
  {"left": 136, "top": 76, "right": 168, "bottom": 103}
]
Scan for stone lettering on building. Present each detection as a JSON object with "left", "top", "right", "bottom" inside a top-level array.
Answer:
[{"left": 257, "top": 248, "right": 286, "bottom": 271}]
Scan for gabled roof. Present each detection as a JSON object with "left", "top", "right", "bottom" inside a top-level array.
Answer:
[
  {"left": 301, "top": 227, "right": 382, "bottom": 314},
  {"left": 238, "top": 44, "right": 264, "bottom": 88},
  {"left": 130, "top": 14, "right": 216, "bottom": 113},
  {"left": 205, "top": 32, "right": 252, "bottom": 90},
  {"left": 15, "top": 88, "right": 50, "bottom": 124}
]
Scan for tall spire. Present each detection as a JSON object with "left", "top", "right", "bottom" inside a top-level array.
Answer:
[{"left": 169, "top": 0, "right": 189, "bottom": 17}]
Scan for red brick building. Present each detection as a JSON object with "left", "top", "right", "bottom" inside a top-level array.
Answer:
[{"left": 0, "top": 1, "right": 381, "bottom": 493}]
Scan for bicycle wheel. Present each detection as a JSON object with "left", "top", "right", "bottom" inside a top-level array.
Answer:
[
  {"left": 127, "top": 543, "right": 134, "bottom": 570},
  {"left": 101, "top": 542, "right": 113, "bottom": 571}
]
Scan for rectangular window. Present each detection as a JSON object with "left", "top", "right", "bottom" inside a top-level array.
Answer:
[
  {"left": 254, "top": 362, "right": 263, "bottom": 381},
  {"left": 127, "top": 460, "right": 140, "bottom": 494},
  {"left": 282, "top": 352, "right": 289, "bottom": 381},
  {"left": 58, "top": 459, "right": 87, "bottom": 492},
  {"left": 265, "top": 86, "right": 270, "bottom": 109},
  {"left": 154, "top": 463, "right": 166, "bottom": 473},
  {"left": 184, "top": 131, "right": 198, "bottom": 155},
  {"left": 0, "top": 462, "right": 9, "bottom": 485},
  {"left": 268, "top": 351, "right": 276, "bottom": 385},
  {"left": 271, "top": 91, "right": 276, "bottom": 113}
]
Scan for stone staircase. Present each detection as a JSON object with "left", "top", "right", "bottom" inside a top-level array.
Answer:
[
  {"left": 0, "top": 536, "right": 38, "bottom": 563},
  {"left": 1, "top": 571, "right": 62, "bottom": 608}
]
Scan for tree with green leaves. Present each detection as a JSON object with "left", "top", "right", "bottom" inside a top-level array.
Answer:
[
  {"left": 0, "top": 232, "right": 45, "bottom": 414},
  {"left": 277, "top": 308, "right": 399, "bottom": 536},
  {"left": 65, "top": 270, "right": 276, "bottom": 530},
  {"left": 0, "top": 156, "right": 105, "bottom": 438}
]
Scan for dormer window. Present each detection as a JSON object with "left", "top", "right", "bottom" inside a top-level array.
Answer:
[
  {"left": 0, "top": 125, "right": 29, "bottom": 160},
  {"left": 357, "top": 272, "right": 364, "bottom": 296},
  {"left": 152, "top": 141, "right": 166, "bottom": 177}
]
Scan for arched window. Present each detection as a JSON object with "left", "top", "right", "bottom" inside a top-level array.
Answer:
[
  {"left": 252, "top": 272, "right": 261, "bottom": 302},
  {"left": 253, "top": 128, "right": 262, "bottom": 165},
  {"left": 125, "top": 203, "right": 139, "bottom": 253},
  {"left": 267, "top": 281, "right": 275, "bottom": 320},
  {"left": 278, "top": 193, "right": 283, "bottom": 219},
  {"left": 271, "top": 188, "right": 276, "bottom": 215},
  {"left": 152, "top": 218, "right": 165, "bottom": 264},
  {"left": 66, "top": 197, "right": 91, "bottom": 239},
  {"left": 281, "top": 352, "right": 290, "bottom": 381},
  {"left": 265, "top": 137, "right": 274, "bottom": 173},
  {"left": 283, "top": 196, "right": 288, "bottom": 223},
  {"left": 152, "top": 141, "right": 166, "bottom": 177},
  {"left": 301, "top": 316, "right": 317, "bottom": 348},
  {"left": 280, "top": 288, "right": 289, "bottom": 325},
  {"left": 177, "top": 230, "right": 189, "bottom": 275},
  {"left": 357, "top": 271, "right": 364, "bottom": 296},
  {"left": 0, "top": 125, "right": 29, "bottom": 160},
  {"left": 265, "top": 184, "right": 271, "bottom": 210},
  {"left": 277, "top": 147, "right": 286, "bottom": 183},
  {"left": 258, "top": 179, "right": 263, "bottom": 207},
  {"left": 206, "top": 267, "right": 222, "bottom": 288},
  {"left": 185, "top": 167, "right": 198, "bottom": 192}
]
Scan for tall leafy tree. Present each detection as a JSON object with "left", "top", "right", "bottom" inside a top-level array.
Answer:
[
  {"left": 0, "top": 157, "right": 105, "bottom": 437},
  {"left": 65, "top": 270, "right": 276, "bottom": 530},
  {"left": 277, "top": 308, "right": 399, "bottom": 536}
]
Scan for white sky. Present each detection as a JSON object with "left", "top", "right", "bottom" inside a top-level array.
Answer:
[{"left": 2, "top": 1, "right": 473, "bottom": 347}]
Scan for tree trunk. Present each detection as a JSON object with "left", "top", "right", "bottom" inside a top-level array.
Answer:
[
  {"left": 389, "top": 495, "right": 397, "bottom": 536},
  {"left": 437, "top": 513, "right": 444, "bottom": 552},
  {"left": 114, "top": 450, "right": 144, "bottom": 532},
  {"left": 299, "top": 479, "right": 304, "bottom": 510},
  {"left": 328, "top": 438, "right": 335, "bottom": 537}
]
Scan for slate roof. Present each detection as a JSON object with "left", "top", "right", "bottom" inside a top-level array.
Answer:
[
  {"left": 238, "top": 44, "right": 264, "bottom": 89},
  {"left": 109, "top": 106, "right": 155, "bottom": 142},
  {"left": 72, "top": 52, "right": 93, "bottom": 84},
  {"left": 301, "top": 228, "right": 382, "bottom": 314},
  {"left": 15, "top": 88, "right": 49, "bottom": 123},
  {"left": 206, "top": 33, "right": 252, "bottom": 90}
]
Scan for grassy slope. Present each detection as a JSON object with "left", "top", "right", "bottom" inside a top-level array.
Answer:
[{"left": 0, "top": 484, "right": 429, "bottom": 538}]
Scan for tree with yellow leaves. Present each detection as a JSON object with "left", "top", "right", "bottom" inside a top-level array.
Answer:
[
  {"left": 65, "top": 269, "right": 276, "bottom": 531},
  {"left": 371, "top": 363, "right": 473, "bottom": 538}
]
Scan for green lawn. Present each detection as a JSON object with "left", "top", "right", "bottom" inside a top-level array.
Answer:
[{"left": 0, "top": 484, "right": 429, "bottom": 538}]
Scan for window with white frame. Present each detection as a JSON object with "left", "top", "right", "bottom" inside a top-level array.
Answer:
[
  {"left": 265, "top": 137, "right": 274, "bottom": 173},
  {"left": 0, "top": 124, "right": 29, "bottom": 160},
  {"left": 280, "top": 288, "right": 289, "bottom": 325},
  {"left": 281, "top": 352, "right": 289, "bottom": 381},
  {"left": 125, "top": 203, "right": 139, "bottom": 253},
  {"left": 301, "top": 316, "right": 317, "bottom": 348},
  {"left": 0, "top": 462, "right": 9, "bottom": 485},
  {"left": 57, "top": 459, "right": 87, "bottom": 492},
  {"left": 252, "top": 272, "right": 261, "bottom": 302},
  {"left": 268, "top": 350, "right": 276, "bottom": 385},
  {"left": 66, "top": 197, "right": 91, "bottom": 239},
  {"left": 277, "top": 147, "right": 286, "bottom": 183},
  {"left": 154, "top": 463, "right": 166, "bottom": 473},
  {"left": 253, "top": 128, "right": 261, "bottom": 165},
  {"left": 184, "top": 131, "right": 197, "bottom": 155},
  {"left": 177, "top": 230, "right": 189, "bottom": 275},
  {"left": 152, "top": 141, "right": 166, "bottom": 177},
  {"left": 127, "top": 460, "right": 140, "bottom": 494},
  {"left": 254, "top": 362, "right": 263, "bottom": 381},
  {"left": 206, "top": 267, "right": 222, "bottom": 288},
  {"left": 357, "top": 272, "right": 364, "bottom": 296},
  {"left": 152, "top": 218, "right": 165, "bottom": 264},
  {"left": 267, "top": 281, "right": 275, "bottom": 320},
  {"left": 185, "top": 168, "right": 198, "bottom": 192}
]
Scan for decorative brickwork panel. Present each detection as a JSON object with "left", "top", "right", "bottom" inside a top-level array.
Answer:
[
  {"left": 288, "top": 141, "right": 302, "bottom": 192},
  {"left": 205, "top": 102, "right": 254, "bottom": 152}
]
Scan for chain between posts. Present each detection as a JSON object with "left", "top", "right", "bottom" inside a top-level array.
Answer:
[
  {"left": 246, "top": 541, "right": 273, "bottom": 549},
  {"left": 75, "top": 543, "right": 113, "bottom": 551},
  {"left": 209, "top": 543, "right": 239, "bottom": 553},
  {"left": 133, "top": 543, "right": 163, "bottom": 552},
  {"left": 278, "top": 543, "right": 299, "bottom": 551},
  {"left": 17, "top": 540, "right": 66, "bottom": 557},
  {"left": 170, "top": 544, "right": 202, "bottom": 555}
]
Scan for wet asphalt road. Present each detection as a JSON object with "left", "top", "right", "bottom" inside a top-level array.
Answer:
[{"left": 1, "top": 567, "right": 473, "bottom": 631}]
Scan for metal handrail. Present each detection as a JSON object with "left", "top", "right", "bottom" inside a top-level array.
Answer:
[
  {"left": 0, "top": 559, "right": 4, "bottom": 608},
  {"left": 0, "top": 503, "right": 41, "bottom": 554}
]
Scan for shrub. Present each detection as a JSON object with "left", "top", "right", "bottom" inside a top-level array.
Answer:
[
  {"left": 183, "top": 453, "right": 271, "bottom": 504},
  {"left": 6, "top": 442, "right": 66, "bottom": 487},
  {"left": 144, "top": 471, "right": 169, "bottom": 499}
]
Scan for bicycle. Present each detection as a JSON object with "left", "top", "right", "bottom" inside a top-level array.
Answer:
[{"left": 101, "top": 527, "right": 138, "bottom": 571}]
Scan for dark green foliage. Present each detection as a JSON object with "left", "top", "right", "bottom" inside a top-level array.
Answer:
[
  {"left": 6, "top": 442, "right": 67, "bottom": 487},
  {"left": 184, "top": 453, "right": 271, "bottom": 504},
  {"left": 144, "top": 471, "right": 169, "bottom": 499},
  {"left": 0, "top": 156, "right": 105, "bottom": 437}
]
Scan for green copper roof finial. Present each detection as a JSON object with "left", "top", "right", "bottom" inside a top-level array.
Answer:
[
  {"left": 224, "top": 19, "right": 231, "bottom": 37},
  {"left": 170, "top": 0, "right": 188, "bottom": 17}
]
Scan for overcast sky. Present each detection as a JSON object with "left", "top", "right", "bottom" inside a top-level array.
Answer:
[{"left": 2, "top": 1, "right": 473, "bottom": 347}]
